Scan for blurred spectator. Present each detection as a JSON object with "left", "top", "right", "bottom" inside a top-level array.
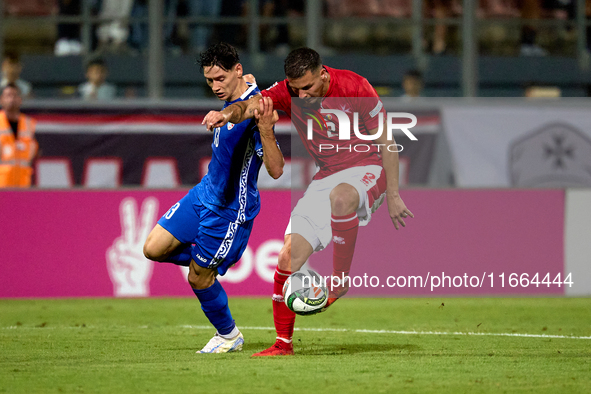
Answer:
[
  {"left": 97, "top": 0, "right": 134, "bottom": 52},
  {"left": 327, "top": 0, "right": 375, "bottom": 17},
  {"left": 480, "top": 0, "right": 521, "bottom": 17},
  {"left": 480, "top": 0, "right": 582, "bottom": 56},
  {"left": 3, "top": 0, "right": 56, "bottom": 16},
  {"left": 380, "top": 0, "right": 413, "bottom": 17},
  {"left": 401, "top": 69, "right": 424, "bottom": 98},
  {"left": 1, "top": 52, "right": 32, "bottom": 99},
  {"left": 427, "top": 0, "right": 462, "bottom": 55},
  {"left": 0, "top": 83, "right": 38, "bottom": 188},
  {"left": 54, "top": 0, "right": 83, "bottom": 56},
  {"left": 327, "top": 0, "right": 412, "bottom": 18},
  {"left": 129, "top": 0, "right": 181, "bottom": 53},
  {"left": 326, "top": 0, "right": 460, "bottom": 54},
  {"left": 217, "top": 0, "right": 246, "bottom": 49},
  {"left": 187, "top": 0, "right": 222, "bottom": 52},
  {"left": 260, "top": 0, "right": 301, "bottom": 55},
  {"left": 78, "top": 58, "right": 117, "bottom": 101},
  {"left": 546, "top": 0, "right": 576, "bottom": 20},
  {"left": 519, "top": 0, "right": 546, "bottom": 55}
]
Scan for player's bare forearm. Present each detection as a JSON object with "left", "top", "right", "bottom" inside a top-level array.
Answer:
[
  {"left": 224, "top": 98, "right": 254, "bottom": 123},
  {"left": 202, "top": 95, "right": 262, "bottom": 131},
  {"left": 370, "top": 125, "right": 414, "bottom": 229},
  {"left": 255, "top": 97, "right": 284, "bottom": 179},
  {"left": 370, "top": 124, "right": 400, "bottom": 195},
  {"left": 260, "top": 127, "right": 284, "bottom": 179},
  {"left": 380, "top": 136, "right": 401, "bottom": 196}
]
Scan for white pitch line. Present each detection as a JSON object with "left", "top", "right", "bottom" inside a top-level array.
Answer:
[
  {"left": 180, "top": 325, "right": 591, "bottom": 340},
  {"left": 3, "top": 325, "right": 590, "bottom": 340}
]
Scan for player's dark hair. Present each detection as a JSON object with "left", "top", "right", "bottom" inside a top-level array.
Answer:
[
  {"left": 198, "top": 42, "right": 240, "bottom": 72},
  {"left": 1, "top": 82, "right": 21, "bottom": 95},
  {"left": 284, "top": 47, "right": 322, "bottom": 79},
  {"left": 3, "top": 51, "right": 21, "bottom": 63},
  {"left": 86, "top": 57, "right": 108, "bottom": 70},
  {"left": 404, "top": 69, "right": 423, "bottom": 80}
]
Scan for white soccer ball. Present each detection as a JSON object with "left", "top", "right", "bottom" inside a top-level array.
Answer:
[{"left": 283, "top": 269, "right": 328, "bottom": 315}]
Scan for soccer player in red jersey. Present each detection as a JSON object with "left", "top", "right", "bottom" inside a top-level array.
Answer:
[{"left": 203, "top": 47, "right": 413, "bottom": 356}]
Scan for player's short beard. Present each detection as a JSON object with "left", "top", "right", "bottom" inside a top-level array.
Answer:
[{"left": 301, "top": 97, "right": 323, "bottom": 108}]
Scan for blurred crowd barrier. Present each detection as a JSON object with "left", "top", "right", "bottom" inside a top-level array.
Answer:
[
  {"left": 2, "top": 0, "right": 589, "bottom": 56},
  {"left": 22, "top": 98, "right": 591, "bottom": 188}
]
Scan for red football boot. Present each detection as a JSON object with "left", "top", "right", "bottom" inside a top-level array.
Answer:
[
  {"left": 321, "top": 283, "right": 350, "bottom": 312},
  {"left": 251, "top": 339, "right": 294, "bottom": 357}
]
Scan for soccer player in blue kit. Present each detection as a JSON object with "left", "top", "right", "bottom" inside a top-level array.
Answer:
[{"left": 143, "top": 42, "right": 284, "bottom": 353}]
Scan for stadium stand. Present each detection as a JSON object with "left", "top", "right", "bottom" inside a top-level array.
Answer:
[{"left": 0, "top": 0, "right": 589, "bottom": 97}]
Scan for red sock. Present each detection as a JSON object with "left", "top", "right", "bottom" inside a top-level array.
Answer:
[
  {"left": 272, "top": 267, "right": 295, "bottom": 342},
  {"left": 331, "top": 212, "right": 359, "bottom": 284}
]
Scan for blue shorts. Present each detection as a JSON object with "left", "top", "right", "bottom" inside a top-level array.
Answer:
[{"left": 157, "top": 190, "right": 254, "bottom": 276}]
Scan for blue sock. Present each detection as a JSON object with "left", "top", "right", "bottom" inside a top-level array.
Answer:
[
  {"left": 166, "top": 244, "right": 193, "bottom": 266},
  {"left": 193, "top": 279, "right": 235, "bottom": 336}
]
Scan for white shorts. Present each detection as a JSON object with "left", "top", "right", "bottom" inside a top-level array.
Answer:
[{"left": 285, "top": 165, "right": 386, "bottom": 252}]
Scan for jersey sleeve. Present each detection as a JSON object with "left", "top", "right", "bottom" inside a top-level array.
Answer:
[
  {"left": 261, "top": 81, "right": 291, "bottom": 114},
  {"left": 357, "top": 78, "right": 385, "bottom": 132}
]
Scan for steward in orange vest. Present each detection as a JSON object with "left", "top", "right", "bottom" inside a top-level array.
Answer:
[{"left": 0, "top": 83, "right": 38, "bottom": 187}]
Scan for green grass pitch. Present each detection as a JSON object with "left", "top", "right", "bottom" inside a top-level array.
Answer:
[{"left": 1, "top": 297, "right": 590, "bottom": 393}]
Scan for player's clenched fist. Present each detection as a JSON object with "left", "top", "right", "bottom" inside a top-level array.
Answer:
[
  {"left": 202, "top": 110, "right": 230, "bottom": 131},
  {"left": 253, "top": 97, "right": 278, "bottom": 135}
]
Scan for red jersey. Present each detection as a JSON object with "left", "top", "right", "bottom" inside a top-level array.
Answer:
[{"left": 261, "top": 66, "right": 385, "bottom": 180}]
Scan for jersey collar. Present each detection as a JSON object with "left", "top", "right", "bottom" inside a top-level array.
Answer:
[{"left": 225, "top": 83, "right": 258, "bottom": 106}]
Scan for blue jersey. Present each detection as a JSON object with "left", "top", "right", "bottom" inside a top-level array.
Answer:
[{"left": 196, "top": 83, "right": 264, "bottom": 223}]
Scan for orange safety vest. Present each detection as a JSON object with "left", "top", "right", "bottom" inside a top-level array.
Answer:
[{"left": 0, "top": 110, "right": 38, "bottom": 187}]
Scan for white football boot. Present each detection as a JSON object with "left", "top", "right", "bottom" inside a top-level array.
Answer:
[{"left": 196, "top": 332, "right": 244, "bottom": 354}]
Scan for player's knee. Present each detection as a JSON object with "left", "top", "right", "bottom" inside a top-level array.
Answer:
[
  {"left": 278, "top": 245, "right": 291, "bottom": 271},
  {"left": 188, "top": 264, "right": 216, "bottom": 290},
  {"left": 329, "top": 184, "right": 358, "bottom": 216}
]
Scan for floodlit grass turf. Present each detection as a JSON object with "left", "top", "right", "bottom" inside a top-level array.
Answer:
[{"left": 1, "top": 298, "right": 590, "bottom": 393}]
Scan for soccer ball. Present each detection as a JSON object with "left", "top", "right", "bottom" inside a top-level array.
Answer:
[{"left": 283, "top": 269, "right": 328, "bottom": 315}]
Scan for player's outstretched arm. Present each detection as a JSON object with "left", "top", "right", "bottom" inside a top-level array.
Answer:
[
  {"left": 369, "top": 124, "right": 414, "bottom": 230},
  {"left": 254, "top": 97, "right": 284, "bottom": 179},
  {"left": 202, "top": 94, "right": 262, "bottom": 131}
]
